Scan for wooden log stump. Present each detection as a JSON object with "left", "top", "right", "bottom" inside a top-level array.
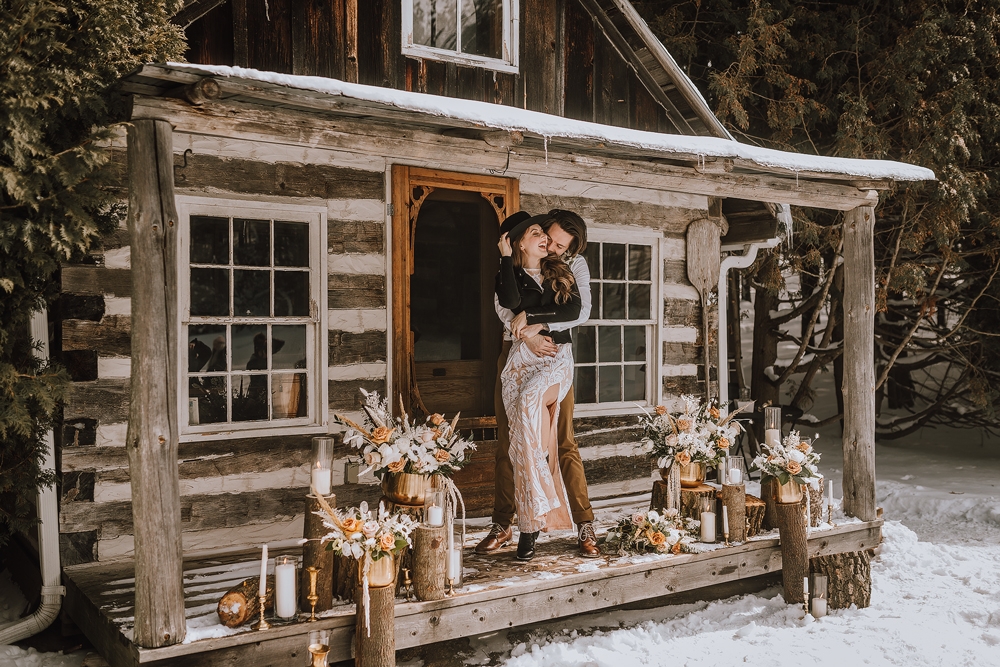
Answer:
[
  {"left": 679, "top": 484, "right": 717, "bottom": 520},
  {"left": 762, "top": 478, "right": 779, "bottom": 530},
  {"left": 745, "top": 494, "right": 766, "bottom": 538},
  {"left": 649, "top": 466, "right": 680, "bottom": 513},
  {"left": 806, "top": 483, "right": 824, "bottom": 528},
  {"left": 216, "top": 576, "right": 274, "bottom": 628},
  {"left": 776, "top": 501, "right": 808, "bottom": 604},
  {"left": 719, "top": 484, "right": 746, "bottom": 542},
  {"left": 412, "top": 524, "right": 447, "bottom": 601},
  {"left": 354, "top": 583, "right": 395, "bottom": 667},
  {"left": 810, "top": 551, "right": 872, "bottom": 609},
  {"left": 301, "top": 494, "right": 335, "bottom": 612}
]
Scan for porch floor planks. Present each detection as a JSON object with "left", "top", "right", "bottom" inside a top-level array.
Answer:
[{"left": 63, "top": 520, "right": 882, "bottom": 667}]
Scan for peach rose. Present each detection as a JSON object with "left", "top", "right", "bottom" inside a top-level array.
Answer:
[
  {"left": 650, "top": 531, "right": 667, "bottom": 548},
  {"left": 430, "top": 413, "right": 445, "bottom": 426},
  {"left": 666, "top": 433, "right": 678, "bottom": 446},
  {"left": 387, "top": 458, "right": 406, "bottom": 473},
  {"left": 670, "top": 541, "right": 683, "bottom": 555},
  {"left": 655, "top": 405, "right": 667, "bottom": 416},
  {"left": 631, "top": 513, "right": 646, "bottom": 526},
  {"left": 786, "top": 460, "right": 802, "bottom": 475},
  {"left": 796, "top": 442, "right": 811, "bottom": 453},
  {"left": 379, "top": 533, "right": 395, "bottom": 551},
  {"left": 716, "top": 437, "right": 730, "bottom": 450},
  {"left": 371, "top": 427, "right": 395, "bottom": 444},
  {"left": 674, "top": 450, "right": 691, "bottom": 466},
  {"left": 709, "top": 406, "right": 720, "bottom": 420},
  {"left": 676, "top": 418, "right": 692, "bottom": 432},
  {"left": 341, "top": 517, "right": 362, "bottom": 533},
  {"left": 434, "top": 449, "right": 450, "bottom": 462}
]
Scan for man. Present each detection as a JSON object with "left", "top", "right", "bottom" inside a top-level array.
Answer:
[{"left": 477, "top": 209, "right": 599, "bottom": 558}]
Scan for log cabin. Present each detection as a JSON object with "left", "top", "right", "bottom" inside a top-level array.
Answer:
[{"left": 43, "top": 0, "right": 932, "bottom": 663}]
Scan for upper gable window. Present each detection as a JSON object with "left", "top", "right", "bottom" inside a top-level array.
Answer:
[{"left": 403, "top": 0, "right": 519, "bottom": 73}]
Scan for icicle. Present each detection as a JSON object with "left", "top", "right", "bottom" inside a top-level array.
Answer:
[
  {"left": 264, "top": 0, "right": 270, "bottom": 20},
  {"left": 544, "top": 136, "right": 549, "bottom": 165}
]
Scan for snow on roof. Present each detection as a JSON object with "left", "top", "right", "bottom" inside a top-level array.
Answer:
[{"left": 166, "top": 63, "right": 935, "bottom": 183}]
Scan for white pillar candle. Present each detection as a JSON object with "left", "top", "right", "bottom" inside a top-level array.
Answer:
[
  {"left": 828, "top": 480, "right": 834, "bottom": 507},
  {"left": 426, "top": 505, "right": 444, "bottom": 526},
  {"left": 449, "top": 546, "right": 462, "bottom": 579},
  {"left": 274, "top": 557, "right": 296, "bottom": 618},
  {"left": 258, "top": 544, "right": 268, "bottom": 597},
  {"left": 312, "top": 462, "right": 332, "bottom": 496},
  {"left": 722, "top": 505, "right": 729, "bottom": 535},
  {"left": 811, "top": 598, "right": 828, "bottom": 617},
  {"left": 700, "top": 512, "right": 716, "bottom": 543},
  {"left": 728, "top": 468, "right": 742, "bottom": 485}
]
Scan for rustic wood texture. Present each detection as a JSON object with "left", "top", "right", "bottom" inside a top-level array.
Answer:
[
  {"left": 679, "top": 484, "right": 716, "bottom": 520},
  {"left": 842, "top": 205, "right": 877, "bottom": 521},
  {"left": 776, "top": 501, "right": 808, "bottom": 605},
  {"left": 61, "top": 266, "right": 132, "bottom": 297},
  {"left": 355, "top": 580, "right": 395, "bottom": 667},
  {"left": 328, "top": 330, "right": 387, "bottom": 366},
  {"left": 810, "top": 550, "right": 872, "bottom": 610},
  {"left": 412, "top": 524, "right": 447, "bottom": 602},
  {"left": 719, "top": 484, "right": 746, "bottom": 543},
  {"left": 328, "top": 220, "right": 384, "bottom": 254},
  {"left": 686, "top": 218, "right": 722, "bottom": 400},
  {"left": 327, "top": 273, "right": 385, "bottom": 309},
  {"left": 62, "top": 316, "right": 131, "bottom": 355},
  {"left": 518, "top": 194, "right": 694, "bottom": 235},
  {"left": 745, "top": 494, "right": 766, "bottom": 538},
  {"left": 649, "top": 467, "right": 680, "bottom": 513},
  {"left": 807, "top": 483, "right": 824, "bottom": 528},
  {"left": 125, "top": 119, "right": 185, "bottom": 647},
  {"left": 762, "top": 478, "right": 779, "bottom": 531},
  {"left": 301, "top": 495, "right": 335, "bottom": 613},
  {"left": 216, "top": 575, "right": 274, "bottom": 628}
]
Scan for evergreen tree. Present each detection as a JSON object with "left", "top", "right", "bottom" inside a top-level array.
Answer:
[{"left": 0, "top": 0, "right": 185, "bottom": 547}]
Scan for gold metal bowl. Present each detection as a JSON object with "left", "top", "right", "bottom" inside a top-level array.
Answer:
[
  {"left": 772, "top": 478, "right": 804, "bottom": 504},
  {"left": 678, "top": 462, "right": 707, "bottom": 488},
  {"left": 381, "top": 472, "right": 435, "bottom": 505},
  {"left": 367, "top": 555, "right": 396, "bottom": 588}
]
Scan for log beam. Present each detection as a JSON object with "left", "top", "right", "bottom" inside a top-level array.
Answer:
[
  {"left": 842, "top": 206, "right": 877, "bottom": 520},
  {"left": 125, "top": 119, "right": 185, "bottom": 647}
]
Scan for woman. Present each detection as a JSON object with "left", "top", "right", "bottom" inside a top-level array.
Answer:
[{"left": 495, "top": 212, "right": 582, "bottom": 560}]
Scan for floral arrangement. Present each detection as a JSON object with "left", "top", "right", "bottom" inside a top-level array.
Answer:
[
  {"left": 637, "top": 395, "right": 744, "bottom": 469},
  {"left": 334, "top": 389, "right": 476, "bottom": 479},
  {"left": 602, "top": 508, "right": 699, "bottom": 556},
  {"left": 751, "top": 430, "right": 821, "bottom": 485},
  {"left": 318, "top": 499, "right": 417, "bottom": 561}
]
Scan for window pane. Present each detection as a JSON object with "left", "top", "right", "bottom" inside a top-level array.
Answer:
[
  {"left": 190, "top": 268, "right": 229, "bottom": 317},
  {"left": 623, "top": 364, "right": 646, "bottom": 402},
  {"left": 272, "top": 325, "right": 307, "bottom": 370},
  {"left": 188, "top": 324, "right": 227, "bottom": 373},
  {"left": 598, "top": 326, "right": 621, "bottom": 363},
  {"left": 233, "top": 218, "right": 270, "bottom": 266},
  {"left": 272, "top": 373, "right": 307, "bottom": 419},
  {"left": 623, "top": 326, "right": 646, "bottom": 362},
  {"left": 412, "top": 0, "right": 457, "bottom": 50},
  {"left": 274, "top": 221, "right": 309, "bottom": 267},
  {"left": 582, "top": 243, "right": 600, "bottom": 278},
  {"left": 628, "top": 245, "right": 651, "bottom": 281},
  {"left": 189, "top": 375, "right": 227, "bottom": 425},
  {"left": 573, "top": 325, "right": 596, "bottom": 364},
  {"left": 590, "top": 282, "right": 600, "bottom": 319},
  {"left": 233, "top": 374, "right": 268, "bottom": 422},
  {"left": 598, "top": 365, "right": 621, "bottom": 402},
  {"left": 234, "top": 269, "right": 270, "bottom": 317},
  {"left": 461, "top": 0, "right": 502, "bottom": 58},
  {"left": 575, "top": 366, "right": 596, "bottom": 404},
  {"left": 190, "top": 216, "right": 228, "bottom": 265},
  {"left": 602, "top": 243, "right": 625, "bottom": 280},
  {"left": 233, "top": 324, "right": 267, "bottom": 372},
  {"left": 628, "top": 284, "right": 651, "bottom": 320},
  {"left": 274, "top": 271, "right": 310, "bottom": 317},
  {"left": 603, "top": 283, "right": 626, "bottom": 319}
]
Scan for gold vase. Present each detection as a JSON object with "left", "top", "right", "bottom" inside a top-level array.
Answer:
[
  {"left": 678, "top": 461, "right": 707, "bottom": 488},
  {"left": 381, "top": 472, "right": 435, "bottom": 505},
  {"left": 367, "top": 554, "right": 396, "bottom": 588},
  {"left": 659, "top": 466, "right": 673, "bottom": 482},
  {"left": 772, "top": 477, "right": 804, "bottom": 504}
]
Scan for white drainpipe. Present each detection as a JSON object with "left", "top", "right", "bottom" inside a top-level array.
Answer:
[{"left": 0, "top": 309, "right": 65, "bottom": 644}]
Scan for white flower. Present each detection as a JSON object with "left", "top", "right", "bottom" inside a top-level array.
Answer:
[{"left": 787, "top": 449, "right": 806, "bottom": 464}]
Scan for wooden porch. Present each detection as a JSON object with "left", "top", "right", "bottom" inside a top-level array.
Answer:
[{"left": 64, "top": 517, "right": 882, "bottom": 667}]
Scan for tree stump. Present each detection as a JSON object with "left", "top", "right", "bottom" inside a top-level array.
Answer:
[
  {"left": 334, "top": 555, "right": 358, "bottom": 602},
  {"left": 776, "top": 501, "right": 808, "bottom": 604},
  {"left": 719, "top": 484, "right": 746, "bottom": 542},
  {"left": 680, "top": 484, "right": 716, "bottom": 520},
  {"left": 806, "top": 483, "right": 824, "bottom": 527},
  {"left": 762, "top": 478, "right": 779, "bottom": 530},
  {"left": 810, "top": 551, "right": 872, "bottom": 609},
  {"left": 412, "top": 524, "right": 447, "bottom": 601},
  {"left": 745, "top": 494, "right": 766, "bottom": 538},
  {"left": 301, "top": 494, "right": 335, "bottom": 612},
  {"left": 650, "top": 467, "right": 681, "bottom": 513},
  {"left": 354, "top": 582, "right": 395, "bottom": 667},
  {"left": 216, "top": 576, "right": 274, "bottom": 628}
]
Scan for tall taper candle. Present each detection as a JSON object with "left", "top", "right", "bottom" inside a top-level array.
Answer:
[
  {"left": 828, "top": 479, "right": 834, "bottom": 507},
  {"left": 722, "top": 505, "right": 729, "bottom": 534},
  {"left": 259, "top": 544, "right": 268, "bottom": 597}
]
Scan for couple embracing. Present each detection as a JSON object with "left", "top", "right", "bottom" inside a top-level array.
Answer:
[{"left": 475, "top": 210, "right": 600, "bottom": 562}]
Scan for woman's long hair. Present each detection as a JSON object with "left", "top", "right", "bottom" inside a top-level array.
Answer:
[{"left": 513, "top": 242, "right": 576, "bottom": 304}]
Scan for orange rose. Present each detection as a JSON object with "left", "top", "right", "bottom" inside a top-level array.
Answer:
[
  {"left": 655, "top": 405, "right": 667, "bottom": 416},
  {"left": 676, "top": 418, "right": 692, "bottom": 432},
  {"left": 709, "top": 406, "right": 720, "bottom": 420},
  {"left": 371, "top": 427, "right": 395, "bottom": 444},
  {"left": 650, "top": 531, "right": 666, "bottom": 547},
  {"left": 674, "top": 450, "right": 691, "bottom": 466},
  {"left": 387, "top": 458, "right": 406, "bottom": 473},
  {"left": 670, "top": 541, "right": 682, "bottom": 555},
  {"left": 786, "top": 461, "right": 802, "bottom": 475},
  {"left": 796, "top": 442, "right": 810, "bottom": 453},
  {"left": 434, "top": 449, "right": 450, "bottom": 462},
  {"left": 716, "top": 437, "right": 730, "bottom": 450},
  {"left": 341, "top": 517, "right": 362, "bottom": 533},
  {"left": 379, "top": 533, "right": 396, "bottom": 551},
  {"left": 430, "top": 413, "right": 445, "bottom": 426}
]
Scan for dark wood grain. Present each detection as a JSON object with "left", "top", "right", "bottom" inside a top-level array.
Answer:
[{"left": 327, "top": 273, "right": 386, "bottom": 309}]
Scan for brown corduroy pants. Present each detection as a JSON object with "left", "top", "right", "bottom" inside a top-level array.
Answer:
[{"left": 492, "top": 340, "right": 594, "bottom": 526}]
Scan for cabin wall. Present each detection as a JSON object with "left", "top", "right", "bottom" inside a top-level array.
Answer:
[{"left": 56, "top": 123, "right": 714, "bottom": 564}]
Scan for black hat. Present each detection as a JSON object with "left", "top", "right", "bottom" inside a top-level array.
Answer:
[{"left": 499, "top": 211, "right": 549, "bottom": 246}]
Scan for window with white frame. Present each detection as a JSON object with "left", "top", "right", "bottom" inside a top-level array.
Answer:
[
  {"left": 402, "top": 0, "right": 518, "bottom": 73},
  {"left": 572, "top": 232, "right": 658, "bottom": 408},
  {"left": 178, "top": 198, "right": 327, "bottom": 438}
]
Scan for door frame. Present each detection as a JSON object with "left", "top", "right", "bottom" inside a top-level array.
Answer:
[{"left": 390, "top": 165, "right": 519, "bottom": 425}]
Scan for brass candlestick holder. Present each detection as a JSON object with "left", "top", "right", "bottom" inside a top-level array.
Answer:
[
  {"left": 306, "top": 566, "right": 320, "bottom": 621},
  {"left": 447, "top": 578, "right": 455, "bottom": 596},
  {"left": 252, "top": 594, "right": 271, "bottom": 630},
  {"left": 828, "top": 503, "right": 837, "bottom": 527},
  {"left": 723, "top": 531, "right": 730, "bottom": 547},
  {"left": 401, "top": 567, "right": 412, "bottom": 601}
]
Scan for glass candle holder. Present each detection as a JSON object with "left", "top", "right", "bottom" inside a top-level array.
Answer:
[
  {"left": 764, "top": 406, "right": 782, "bottom": 432},
  {"left": 274, "top": 555, "right": 298, "bottom": 620},
  {"left": 723, "top": 456, "right": 747, "bottom": 486},
  {"left": 699, "top": 497, "right": 716, "bottom": 543},
  {"left": 448, "top": 526, "right": 464, "bottom": 588},
  {"left": 811, "top": 574, "right": 828, "bottom": 617},
  {"left": 311, "top": 436, "right": 335, "bottom": 496},
  {"left": 423, "top": 488, "right": 447, "bottom": 527}
]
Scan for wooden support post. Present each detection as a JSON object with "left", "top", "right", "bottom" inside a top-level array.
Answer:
[
  {"left": 354, "top": 583, "right": 395, "bottom": 667},
  {"left": 125, "top": 119, "right": 185, "bottom": 647},
  {"left": 301, "top": 494, "right": 335, "bottom": 612},
  {"left": 776, "top": 501, "right": 808, "bottom": 604},
  {"left": 649, "top": 466, "right": 680, "bottom": 514},
  {"left": 719, "top": 484, "right": 746, "bottom": 542},
  {"left": 810, "top": 551, "right": 872, "bottom": 609},
  {"left": 842, "top": 205, "right": 877, "bottom": 521},
  {"left": 412, "top": 524, "right": 447, "bottom": 601}
]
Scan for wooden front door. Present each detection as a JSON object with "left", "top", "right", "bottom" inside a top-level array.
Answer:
[{"left": 391, "top": 166, "right": 518, "bottom": 425}]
